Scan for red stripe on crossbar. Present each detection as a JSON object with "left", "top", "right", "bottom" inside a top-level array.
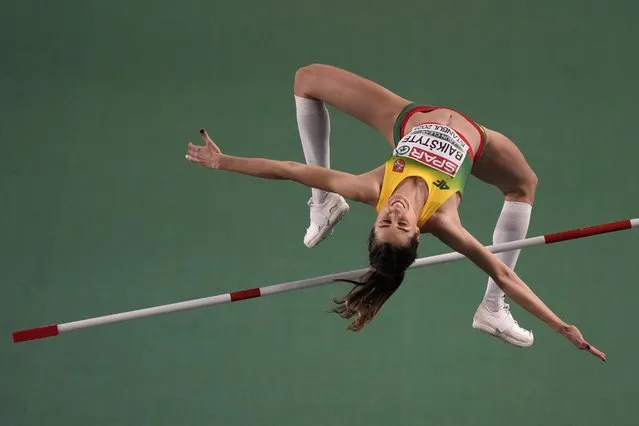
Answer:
[
  {"left": 544, "top": 220, "right": 632, "bottom": 244},
  {"left": 230, "top": 288, "right": 261, "bottom": 301},
  {"left": 12, "top": 324, "right": 59, "bottom": 343}
]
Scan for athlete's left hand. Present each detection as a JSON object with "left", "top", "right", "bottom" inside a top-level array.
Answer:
[
  {"left": 561, "top": 324, "right": 607, "bottom": 362},
  {"left": 185, "top": 129, "right": 225, "bottom": 169}
]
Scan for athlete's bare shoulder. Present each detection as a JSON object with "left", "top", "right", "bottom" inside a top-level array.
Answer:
[
  {"left": 419, "top": 194, "right": 462, "bottom": 234},
  {"left": 355, "top": 165, "right": 385, "bottom": 207},
  {"left": 359, "top": 164, "right": 385, "bottom": 180}
]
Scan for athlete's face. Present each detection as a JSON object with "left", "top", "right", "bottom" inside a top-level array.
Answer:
[{"left": 374, "top": 195, "right": 421, "bottom": 246}]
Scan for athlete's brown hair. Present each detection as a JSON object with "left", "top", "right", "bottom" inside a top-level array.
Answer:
[{"left": 331, "top": 228, "right": 418, "bottom": 331}]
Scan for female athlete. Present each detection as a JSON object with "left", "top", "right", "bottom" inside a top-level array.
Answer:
[{"left": 185, "top": 64, "right": 605, "bottom": 361}]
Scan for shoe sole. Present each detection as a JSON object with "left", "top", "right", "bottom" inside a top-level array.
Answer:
[
  {"left": 472, "top": 320, "right": 534, "bottom": 348},
  {"left": 304, "top": 203, "right": 350, "bottom": 248}
]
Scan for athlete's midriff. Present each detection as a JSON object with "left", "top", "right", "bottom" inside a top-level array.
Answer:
[
  {"left": 400, "top": 108, "right": 483, "bottom": 160},
  {"left": 393, "top": 121, "right": 473, "bottom": 177}
]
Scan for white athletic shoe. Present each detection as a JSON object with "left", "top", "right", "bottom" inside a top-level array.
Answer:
[
  {"left": 472, "top": 301, "right": 534, "bottom": 348},
  {"left": 303, "top": 193, "right": 350, "bottom": 248}
]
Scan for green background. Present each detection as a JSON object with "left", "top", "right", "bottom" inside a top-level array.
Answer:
[{"left": 2, "top": 1, "right": 638, "bottom": 425}]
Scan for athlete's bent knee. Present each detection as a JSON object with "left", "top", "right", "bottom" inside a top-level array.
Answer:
[
  {"left": 525, "top": 170, "right": 539, "bottom": 196},
  {"left": 506, "top": 171, "right": 538, "bottom": 204},
  {"left": 294, "top": 64, "right": 327, "bottom": 98}
]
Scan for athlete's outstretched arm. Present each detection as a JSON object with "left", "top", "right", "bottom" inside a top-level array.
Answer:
[
  {"left": 430, "top": 212, "right": 607, "bottom": 362},
  {"left": 185, "top": 129, "right": 379, "bottom": 205}
]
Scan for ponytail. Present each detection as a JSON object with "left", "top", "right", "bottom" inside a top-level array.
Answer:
[{"left": 331, "top": 229, "right": 418, "bottom": 331}]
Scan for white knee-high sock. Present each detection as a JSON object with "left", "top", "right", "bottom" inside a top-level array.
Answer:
[
  {"left": 295, "top": 95, "right": 331, "bottom": 204},
  {"left": 483, "top": 200, "right": 533, "bottom": 311}
]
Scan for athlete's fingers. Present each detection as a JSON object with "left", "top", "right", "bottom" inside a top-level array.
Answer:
[
  {"left": 199, "top": 128, "right": 221, "bottom": 152},
  {"left": 585, "top": 344, "right": 607, "bottom": 362},
  {"left": 185, "top": 154, "right": 207, "bottom": 167},
  {"left": 199, "top": 128, "right": 211, "bottom": 141},
  {"left": 188, "top": 144, "right": 203, "bottom": 157},
  {"left": 187, "top": 142, "right": 203, "bottom": 157}
]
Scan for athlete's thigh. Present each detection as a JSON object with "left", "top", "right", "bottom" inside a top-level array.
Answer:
[
  {"left": 295, "top": 64, "right": 411, "bottom": 146},
  {"left": 471, "top": 128, "right": 536, "bottom": 194}
]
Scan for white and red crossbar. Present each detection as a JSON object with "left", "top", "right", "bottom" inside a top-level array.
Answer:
[{"left": 12, "top": 217, "right": 638, "bottom": 343}]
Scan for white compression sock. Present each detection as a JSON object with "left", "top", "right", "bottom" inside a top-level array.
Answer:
[
  {"left": 483, "top": 200, "right": 533, "bottom": 311},
  {"left": 295, "top": 95, "right": 331, "bottom": 204}
]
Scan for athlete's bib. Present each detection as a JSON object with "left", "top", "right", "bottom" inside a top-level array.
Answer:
[{"left": 393, "top": 123, "right": 469, "bottom": 177}]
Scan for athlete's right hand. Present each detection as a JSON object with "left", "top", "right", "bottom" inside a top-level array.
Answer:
[
  {"left": 185, "top": 128, "right": 225, "bottom": 169},
  {"left": 560, "top": 324, "right": 607, "bottom": 362}
]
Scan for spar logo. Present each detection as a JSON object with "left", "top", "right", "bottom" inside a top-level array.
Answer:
[
  {"left": 392, "top": 159, "right": 405, "bottom": 173},
  {"left": 408, "top": 146, "right": 458, "bottom": 176}
]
